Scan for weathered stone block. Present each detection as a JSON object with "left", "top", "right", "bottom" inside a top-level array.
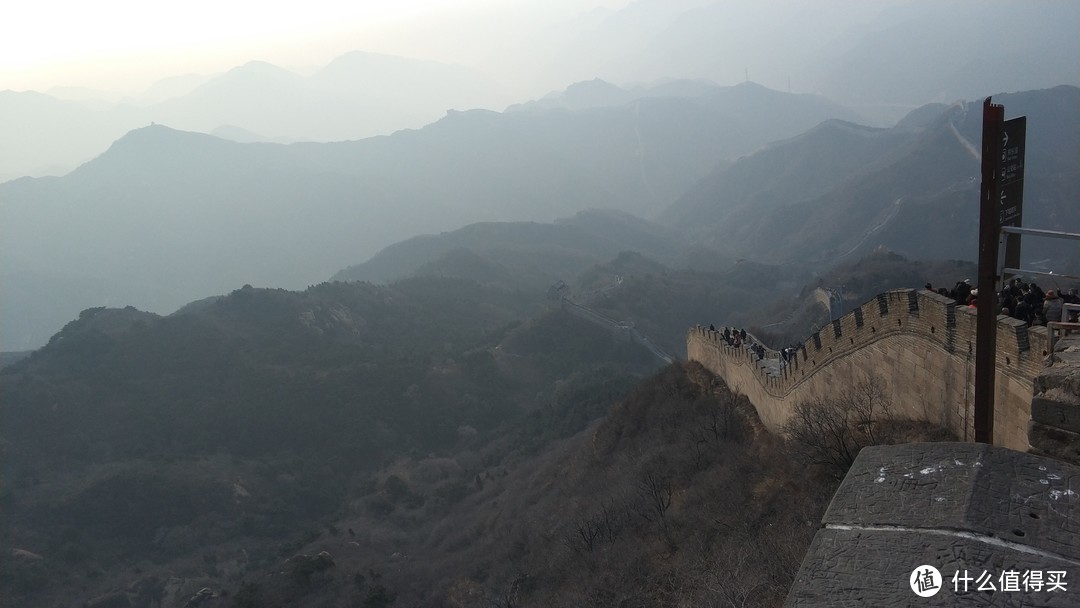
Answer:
[
  {"left": 1050, "top": 350, "right": 1080, "bottom": 366},
  {"left": 825, "top": 444, "right": 1079, "bottom": 558},
  {"left": 786, "top": 443, "right": 1080, "bottom": 607},
  {"left": 1035, "top": 365, "right": 1080, "bottom": 397},
  {"left": 1032, "top": 394, "right": 1080, "bottom": 434},
  {"left": 786, "top": 528, "right": 1076, "bottom": 607},
  {"left": 1029, "top": 422, "right": 1080, "bottom": 466}
]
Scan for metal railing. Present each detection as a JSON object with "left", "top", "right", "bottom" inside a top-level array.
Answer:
[
  {"left": 1049, "top": 302, "right": 1080, "bottom": 352},
  {"left": 999, "top": 225, "right": 1080, "bottom": 351},
  {"left": 998, "top": 226, "right": 1080, "bottom": 282}
]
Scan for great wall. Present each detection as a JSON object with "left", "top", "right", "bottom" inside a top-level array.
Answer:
[
  {"left": 687, "top": 288, "right": 1079, "bottom": 460},
  {"left": 683, "top": 288, "right": 1080, "bottom": 606}
]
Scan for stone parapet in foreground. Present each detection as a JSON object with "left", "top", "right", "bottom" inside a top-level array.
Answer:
[{"left": 785, "top": 442, "right": 1080, "bottom": 607}]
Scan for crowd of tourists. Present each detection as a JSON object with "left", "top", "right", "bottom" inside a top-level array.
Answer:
[
  {"left": 705, "top": 278, "right": 1077, "bottom": 374},
  {"left": 929, "top": 278, "right": 1079, "bottom": 326},
  {"left": 710, "top": 325, "right": 747, "bottom": 348},
  {"left": 708, "top": 324, "right": 797, "bottom": 368}
]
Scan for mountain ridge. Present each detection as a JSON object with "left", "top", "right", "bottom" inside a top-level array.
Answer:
[
  {"left": 662, "top": 85, "right": 1080, "bottom": 270},
  {"left": 1, "top": 83, "right": 856, "bottom": 350}
]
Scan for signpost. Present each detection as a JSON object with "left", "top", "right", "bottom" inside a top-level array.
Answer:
[
  {"left": 975, "top": 99, "right": 1026, "bottom": 445},
  {"left": 999, "top": 117, "right": 1026, "bottom": 276}
]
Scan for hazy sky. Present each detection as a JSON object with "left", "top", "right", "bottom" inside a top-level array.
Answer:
[
  {"left": 4, "top": 1, "right": 1076, "bottom": 121},
  {"left": 2, "top": 0, "right": 632, "bottom": 95}
]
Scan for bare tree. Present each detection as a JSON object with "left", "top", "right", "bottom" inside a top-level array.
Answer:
[
  {"left": 563, "top": 517, "right": 603, "bottom": 555},
  {"left": 782, "top": 374, "right": 894, "bottom": 477},
  {"left": 702, "top": 545, "right": 773, "bottom": 608},
  {"left": 485, "top": 572, "right": 529, "bottom": 608},
  {"left": 841, "top": 374, "right": 894, "bottom": 446},
  {"left": 562, "top": 498, "right": 634, "bottom": 556},
  {"left": 635, "top": 469, "right": 675, "bottom": 547}
]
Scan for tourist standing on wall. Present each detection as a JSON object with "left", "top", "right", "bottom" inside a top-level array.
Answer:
[{"left": 1043, "top": 290, "right": 1064, "bottom": 324}]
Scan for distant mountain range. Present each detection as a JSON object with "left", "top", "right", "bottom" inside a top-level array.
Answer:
[
  {"left": 3, "top": 84, "right": 1076, "bottom": 352},
  {"left": 332, "top": 209, "right": 716, "bottom": 289},
  {"left": 543, "top": 0, "right": 1079, "bottom": 123},
  {"left": 6, "top": 1, "right": 1076, "bottom": 183},
  {"left": 150, "top": 53, "right": 506, "bottom": 142},
  {"left": 662, "top": 85, "right": 1080, "bottom": 273},
  {"left": 0, "top": 82, "right": 856, "bottom": 350},
  {"left": 0, "top": 51, "right": 506, "bottom": 181},
  {"left": 339, "top": 85, "right": 1080, "bottom": 305}
]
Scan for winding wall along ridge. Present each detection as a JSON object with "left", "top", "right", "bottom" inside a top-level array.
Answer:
[
  {"left": 561, "top": 297, "right": 674, "bottom": 364},
  {"left": 688, "top": 289, "right": 1051, "bottom": 452}
]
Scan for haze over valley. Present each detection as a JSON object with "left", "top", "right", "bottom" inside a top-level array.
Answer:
[{"left": 2, "top": 1, "right": 1079, "bottom": 606}]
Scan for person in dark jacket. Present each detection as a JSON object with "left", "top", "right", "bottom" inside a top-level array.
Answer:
[
  {"left": 1014, "top": 294, "right": 1034, "bottom": 326},
  {"left": 1029, "top": 282, "right": 1046, "bottom": 303},
  {"left": 953, "top": 279, "right": 973, "bottom": 305},
  {"left": 1000, "top": 290, "right": 1016, "bottom": 317}
]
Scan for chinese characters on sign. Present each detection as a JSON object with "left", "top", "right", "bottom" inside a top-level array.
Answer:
[{"left": 997, "top": 116, "right": 1026, "bottom": 228}]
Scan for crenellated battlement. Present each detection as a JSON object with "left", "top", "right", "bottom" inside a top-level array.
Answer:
[{"left": 688, "top": 289, "right": 1051, "bottom": 452}]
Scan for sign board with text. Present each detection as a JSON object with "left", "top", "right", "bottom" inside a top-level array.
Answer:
[{"left": 998, "top": 116, "right": 1026, "bottom": 227}]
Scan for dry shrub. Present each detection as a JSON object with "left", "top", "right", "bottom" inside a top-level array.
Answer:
[{"left": 783, "top": 374, "right": 953, "bottom": 477}]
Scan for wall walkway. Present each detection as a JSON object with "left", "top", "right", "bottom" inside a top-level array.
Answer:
[
  {"left": 687, "top": 289, "right": 1051, "bottom": 452},
  {"left": 561, "top": 298, "right": 673, "bottom": 364}
]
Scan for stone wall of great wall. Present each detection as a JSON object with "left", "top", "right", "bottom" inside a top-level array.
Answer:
[{"left": 687, "top": 288, "right": 1058, "bottom": 453}]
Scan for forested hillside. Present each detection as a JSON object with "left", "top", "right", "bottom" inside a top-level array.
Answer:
[{"left": 0, "top": 278, "right": 660, "bottom": 606}]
